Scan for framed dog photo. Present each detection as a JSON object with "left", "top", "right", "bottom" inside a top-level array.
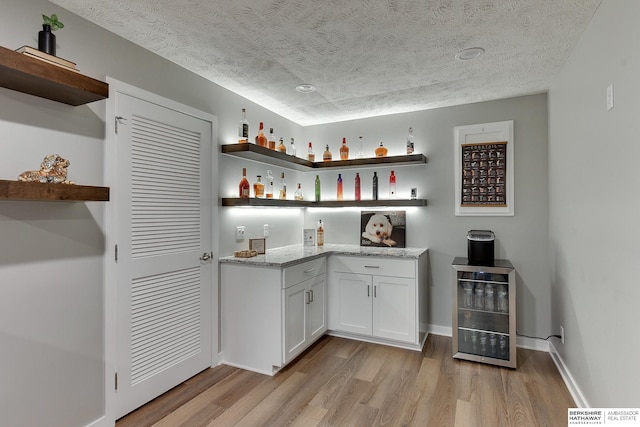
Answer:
[{"left": 360, "top": 211, "right": 406, "bottom": 248}]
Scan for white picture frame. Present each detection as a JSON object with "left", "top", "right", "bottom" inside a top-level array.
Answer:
[{"left": 454, "top": 120, "right": 514, "bottom": 216}]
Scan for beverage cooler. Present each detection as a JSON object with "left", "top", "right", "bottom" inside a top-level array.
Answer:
[{"left": 451, "top": 257, "right": 517, "bottom": 368}]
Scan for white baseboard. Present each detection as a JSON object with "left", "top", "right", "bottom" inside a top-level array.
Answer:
[
  {"left": 85, "top": 415, "right": 107, "bottom": 427},
  {"left": 548, "top": 341, "right": 589, "bottom": 408},
  {"left": 516, "top": 335, "right": 549, "bottom": 352},
  {"left": 426, "top": 324, "right": 452, "bottom": 337}
]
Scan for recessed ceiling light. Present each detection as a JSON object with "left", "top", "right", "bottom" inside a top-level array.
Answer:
[
  {"left": 295, "top": 84, "right": 316, "bottom": 93},
  {"left": 455, "top": 47, "right": 485, "bottom": 61}
]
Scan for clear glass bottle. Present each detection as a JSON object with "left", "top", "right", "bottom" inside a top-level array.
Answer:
[
  {"left": 294, "top": 183, "right": 304, "bottom": 201},
  {"left": 265, "top": 170, "right": 274, "bottom": 199},
  {"left": 323, "top": 144, "right": 332, "bottom": 161},
  {"left": 336, "top": 173, "right": 343, "bottom": 201},
  {"left": 288, "top": 138, "right": 297, "bottom": 156},
  {"left": 253, "top": 175, "right": 264, "bottom": 198},
  {"left": 315, "top": 175, "right": 321, "bottom": 202},
  {"left": 279, "top": 172, "right": 287, "bottom": 200},
  {"left": 474, "top": 283, "right": 485, "bottom": 310},
  {"left": 497, "top": 285, "right": 509, "bottom": 313},
  {"left": 256, "top": 122, "right": 267, "bottom": 147},
  {"left": 389, "top": 170, "right": 396, "bottom": 199},
  {"left": 238, "top": 108, "right": 249, "bottom": 144},
  {"left": 372, "top": 172, "right": 378, "bottom": 200},
  {"left": 375, "top": 141, "right": 388, "bottom": 157},
  {"left": 354, "top": 172, "right": 361, "bottom": 201},
  {"left": 277, "top": 137, "right": 287, "bottom": 153},
  {"left": 485, "top": 283, "right": 495, "bottom": 311},
  {"left": 307, "top": 142, "right": 315, "bottom": 161},
  {"left": 268, "top": 127, "right": 276, "bottom": 150},
  {"left": 356, "top": 136, "right": 365, "bottom": 159},
  {"left": 339, "top": 137, "right": 349, "bottom": 160},
  {"left": 316, "top": 219, "right": 324, "bottom": 246},
  {"left": 239, "top": 167, "right": 250, "bottom": 198},
  {"left": 406, "top": 126, "right": 414, "bottom": 154}
]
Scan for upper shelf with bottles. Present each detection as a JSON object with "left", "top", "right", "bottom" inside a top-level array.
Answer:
[{"left": 221, "top": 143, "right": 428, "bottom": 171}]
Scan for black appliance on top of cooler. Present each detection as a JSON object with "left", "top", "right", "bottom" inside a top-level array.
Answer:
[{"left": 467, "top": 230, "right": 495, "bottom": 266}]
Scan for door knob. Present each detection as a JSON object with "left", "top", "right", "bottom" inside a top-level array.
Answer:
[{"left": 200, "top": 252, "right": 213, "bottom": 261}]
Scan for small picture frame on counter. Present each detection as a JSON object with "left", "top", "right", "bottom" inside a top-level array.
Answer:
[
  {"left": 303, "top": 229, "right": 315, "bottom": 246},
  {"left": 249, "top": 238, "right": 266, "bottom": 254}
]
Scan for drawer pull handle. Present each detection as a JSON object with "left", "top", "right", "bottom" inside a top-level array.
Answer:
[
  {"left": 367, "top": 285, "right": 370, "bottom": 297},
  {"left": 374, "top": 286, "right": 377, "bottom": 298},
  {"left": 306, "top": 291, "right": 311, "bottom": 304},
  {"left": 309, "top": 289, "right": 314, "bottom": 302},
  {"left": 304, "top": 268, "right": 315, "bottom": 273},
  {"left": 364, "top": 265, "right": 380, "bottom": 269}
]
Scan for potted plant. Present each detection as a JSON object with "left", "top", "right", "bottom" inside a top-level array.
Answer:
[{"left": 39, "top": 14, "right": 64, "bottom": 56}]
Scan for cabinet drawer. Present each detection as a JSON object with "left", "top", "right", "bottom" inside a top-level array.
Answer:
[
  {"left": 284, "top": 257, "right": 327, "bottom": 288},
  {"left": 331, "top": 255, "right": 415, "bottom": 278}
]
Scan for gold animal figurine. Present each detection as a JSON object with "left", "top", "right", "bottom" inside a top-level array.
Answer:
[{"left": 18, "top": 154, "right": 74, "bottom": 184}]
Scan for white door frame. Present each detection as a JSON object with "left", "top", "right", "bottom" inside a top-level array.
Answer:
[{"left": 104, "top": 78, "right": 219, "bottom": 426}]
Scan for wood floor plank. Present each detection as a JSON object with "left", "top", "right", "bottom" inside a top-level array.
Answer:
[{"left": 118, "top": 335, "right": 576, "bottom": 427}]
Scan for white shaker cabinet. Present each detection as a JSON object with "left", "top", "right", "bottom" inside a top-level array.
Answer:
[
  {"left": 221, "top": 257, "right": 326, "bottom": 375},
  {"left": 329, "top": 254, "right": 428, "bottom": 350}
]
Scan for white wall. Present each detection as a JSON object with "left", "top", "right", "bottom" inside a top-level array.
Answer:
[
  {"left": 548, "top": 0, "right": 640, "bottom": 407},
  {"left": 0, "top": 1, "right": 300, "bottom": 426}
]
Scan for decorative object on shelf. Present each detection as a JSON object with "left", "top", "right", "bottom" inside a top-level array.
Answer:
[
  {"left": 356, "top": 136, "right": 365, "bottom": 159},
  {"left": 372, "top": 172, "right": 378, "bottom": 200},
  {"left": 307, "top": 142, "right": 315, "bottom": 161},
  {"left": 340, "top": 137, "right": 349, "bottom": 160},
  {"left": 336, "top": 173, "right": 343, "bottom": 201},
  {"left": 406, "top": 127, "right": 415, "bottom": 154},
  {"left": 238, "top": 108, "right": 249, "bottom": 143},
  {"left": 277, "top": 138, "right": 286, "bottom": 153},
  {"left": 256, "top": 122, "right": 267, "bottom": 147},
  {"left": 249, "top": 238, "right": 266, "bottom": 254},
  {"left": 314, "top": 174, "right": 321, "bottom": 202},
  {"left": 354, "top": 173, "right": 361, "bottom": 201},
  {"left": 233, "top": 250, "right": 258, "bottom": 258},
  {"left": 278, "top": 172, "right": 287, "bottom": 200},
  {"left": 294, "top": 183, "right": 304, "bottom": 201},
  {"left": 238, "top": 167, "right": 250, "bottom": 198},
  {"left": 15, "top": 45, "right": 77, "bottom": 72},
  {"left": 303, "top": 228, "right": 315, "bottom": 246},
  {"left": 288, "top": 138, "right": 296, "bottom": 156},
  {"left": 265, "top": 170, "right": 274, "bottom": 199},
  {"left": 360, "top": 210, "right": 406, "bottom": 248},
  {"left": 316, "top": 219, "right": 324, "bottom": 246},
  {"left": 267, "top": 128, "right": 276, "bottom": 150},
  {"left": 389, "top": 170, "right": 396, "bottom": 199},
  {"left": 454, "top": 120, "right": 514, "bottom": 216},
  {"left": 253, "top": 175, "right": 264, "bottom": 198},
  {"left": 18, "top": 154, "right": 74, "bottom": 184},
  {"left": 323, "top": 144, "right": 332, "bottom": 161},
  {"left": 38, "top": 14, "right": 64, "bottom": 56}
]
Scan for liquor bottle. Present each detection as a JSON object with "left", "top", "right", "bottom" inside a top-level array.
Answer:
[
  {"left": 288, "top": 138, "right": 297, "bottom": 156},
  {"left": 406, "top": 127, "right": 414, "bottom": 154},
  {"left": 337, "top": 173, "right": 343, "bottom": 201},
  {"left": 239, "top": 167, "right": 250, "bottom": 198},
  {"left": 277, "top": 137, "right": 287, "bottom": 153},
  {"left": 279, "top": 172, "right": 287, "bottom": 200},
  {"left": 323, "top": 144, "right": 332, "bottom": 161},
  {"left": 253, "top": 175, "right": 265, "bottom": 198},
  {"left": 256, "top": 122, "right": 267, "bottom": 147},
  {"left": 307, "top": 142, "right": 315, "bottom": 161},
  {"left": 265, "top": 170, "right": 274, "bottom": 199},
  {"left": 356, "top": 136, "right": 365, "bottom": 159},
  {"left": 375, "top": 141, "right": 388, "bottom": 157},
  {"left": 372, "top": 172, "right": 378, "bottom": 200},
  {"left": 294, "top": 183, "right": 304, "bottom": 201},
  {"left": 339, "top": 137, "right": 349, "bottom": 160},
  {"left": 268, "top": 127, "right": 276, "bottom": 150},
  {"left": 315, "top": 174, "right": 321, "bottom": 202},
  {"left": 238, "top": 108, "right": 249, "bottom": 144},
  {"left": 389, "top": 170, "right": 396, "bottom": 199},
  {"left": 316, "top": 219, "right": 324, "bottom": 246},
  {"left": 354, "top": 172, "right": 361, "bottom": 201}
]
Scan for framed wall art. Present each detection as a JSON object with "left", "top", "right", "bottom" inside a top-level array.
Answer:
[{"left": 454, "top": 120, "right": 514, "bottom": 216}]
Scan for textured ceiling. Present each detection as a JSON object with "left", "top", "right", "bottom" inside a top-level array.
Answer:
[{"left": 51, "top": 0, "right": 601, "bottom": 125}]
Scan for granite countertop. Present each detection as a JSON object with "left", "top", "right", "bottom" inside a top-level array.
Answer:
[{"left": 219, "top": 244, "right": 428, "bottom": 268}]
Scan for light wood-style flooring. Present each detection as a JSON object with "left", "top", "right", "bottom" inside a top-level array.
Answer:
[{"left": 117, "top": 334, "right": 574, "bottom": 427}]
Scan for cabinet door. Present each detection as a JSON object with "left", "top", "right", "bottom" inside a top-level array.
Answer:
[
  {"left": 372, "top": 276, "right": 416, "bottom": 343},
  {"left": 307, "top": 275, "right": 327, "bottom": 342},
  {"left": 284, "top": 281, "right": 307, "bottom": 363},
  {"left": 331, "top": 272, "right": 372, "bottom": 335}
]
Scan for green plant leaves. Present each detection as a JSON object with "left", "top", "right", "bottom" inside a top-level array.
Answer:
[{"left": 42, "top": 13, "right": 64, "bottom": 31}]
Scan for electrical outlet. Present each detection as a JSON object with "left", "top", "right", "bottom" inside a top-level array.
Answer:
[
  {"left": 263, "top": 224, "right": 269, "bottom": 237},
  {"left": 560, "top": 326, "right": 565, "bottom": 344},
  {"left": 236, "top": 226, "right": 245, "bottom": 241}
]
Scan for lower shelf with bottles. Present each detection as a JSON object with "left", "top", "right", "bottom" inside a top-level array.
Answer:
[{"left": 221, "top": 197, "right": 427, "bottom": 207}]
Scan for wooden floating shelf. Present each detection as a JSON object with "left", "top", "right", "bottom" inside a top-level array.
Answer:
[
  {"left": 0, "top": 180, "right": 110, "bottom": 202},
  {"left": 221, "top": 143, "right": 427, "bottom": 170},
  {"left": 221, "top": 198, "right": 427, "bottom": 208},
  {"left": 0, "top": 45, "right": 108, "bottom": 105}
]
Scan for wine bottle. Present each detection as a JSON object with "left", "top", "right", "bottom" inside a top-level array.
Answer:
[
  {"left": 339, "top": 137, "right": 349, "bottom": 160},
  {"left": 389, "top": 170, "right": 396, "bottom": 199},
  {"left": 323, "top": 144, "right": 332, "bottom": 161},
  {"left": 372, "top": 172, "right": 378, "bottom": 200},
  {"left": 355, "top": 172, "right": 361, "bottom": 201},
  {"left": 279, "top": 172, "right": 287, "bottom": 200},
  {"left": 315, "top": 175, "right": 321, "bottom": 202},
  {"left": 307, "top": 142, "right": 315, "bottom": 161},
  {"left": 238, "top": 108, "right": 249, "bottom": 144},
  {"left": 239, "top": 167, "right": 250, "bottom": 198},
  {"left": 406, "top": 127, "right": 414, "bottom": 154},
  {"left": 256, "top": 122, "right": 267, "bottom": 147},
  {"left": 337, "top": 173, "right": 343, "bottom": 201}
]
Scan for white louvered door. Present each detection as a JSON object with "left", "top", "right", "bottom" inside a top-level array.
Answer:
[{"left": 115, "top": 93, "right": 213, "bottom": 418}]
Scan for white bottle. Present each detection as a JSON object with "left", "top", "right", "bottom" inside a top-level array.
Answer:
[
  {"left": 288, "top": 138, "right": 297, "bottom": 156},
  {"left": 406, "top": 127, "right": 414, "bottom": 154},
  {"left": 265, "top": 170, "right": 274, "bottom": 199}
]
